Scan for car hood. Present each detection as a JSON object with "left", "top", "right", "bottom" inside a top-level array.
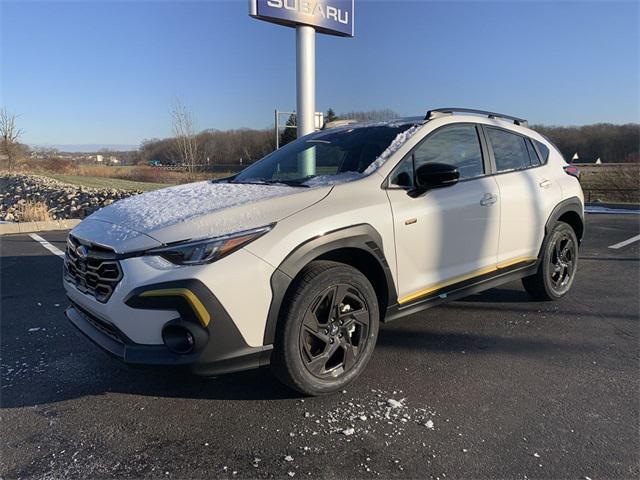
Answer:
[{"left": 70, "top": 181, "right": 331, "bottom": 253}]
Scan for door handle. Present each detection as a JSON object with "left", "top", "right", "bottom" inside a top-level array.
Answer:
[
  {"left": 539, "top": 179, "right": 552, "bottom": 189},
  {"left": 480, "top": 193, "right": 498, "bottom": 206}
]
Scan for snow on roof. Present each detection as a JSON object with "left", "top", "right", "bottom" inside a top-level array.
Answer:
[{"left": 320, "top": 117, "right": 424, "bottom": 134}]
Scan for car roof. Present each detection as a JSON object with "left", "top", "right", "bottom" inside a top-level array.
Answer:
[
  {"left": 320, "top": 111, "right": 539, "bottom": 140},
  {"left": 321, "top": 117, "right": 425, "bottom": 132}
]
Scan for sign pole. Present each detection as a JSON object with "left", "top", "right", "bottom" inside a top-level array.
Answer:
[
  {"left": 296, "top": 24, "right": 316, "bottom": 175},
  {"left": 274, "top": 109, "right": 279, "bottom": 149},
  {"left": 296, "top": 25, "right": 315, "bottom": 139},
  {"left": 250, "top": 0, "right": 353, "bottom": 162}
]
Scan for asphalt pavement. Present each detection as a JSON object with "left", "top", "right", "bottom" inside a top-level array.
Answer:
[{"left": 1, "top": 213, "right": 638, "bottom": 479}]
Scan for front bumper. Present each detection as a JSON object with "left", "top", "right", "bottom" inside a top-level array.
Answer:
[
  {"left": 65, "top": 279, "right": 272, "bottom": 376},
  {"left": 64, "top": 248, "right": 275, "bottom": 347}
]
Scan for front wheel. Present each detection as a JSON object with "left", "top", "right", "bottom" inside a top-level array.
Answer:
[
  {"left": 522, "top": 221, "right": 578, "bottom": 300},
  {"left": 271, "top": 261, "right": 379, "bottom": 396}
]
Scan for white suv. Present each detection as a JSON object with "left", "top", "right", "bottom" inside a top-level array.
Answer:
[{"left": 64, "top": 108, "right": 584, "bottom": 395}]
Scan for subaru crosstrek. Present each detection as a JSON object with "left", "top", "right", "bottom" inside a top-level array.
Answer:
[{"left": 64, "top": 108, "right": 584, "bottom": 395}]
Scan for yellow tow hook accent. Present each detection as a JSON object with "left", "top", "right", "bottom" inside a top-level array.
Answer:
[{"left": 139, "top": 288, "right": 211, "bottom": 327}]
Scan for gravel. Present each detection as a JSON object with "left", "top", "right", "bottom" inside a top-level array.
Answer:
[{"left": 0, "top": 172, "right": 141, "bottom": 222}]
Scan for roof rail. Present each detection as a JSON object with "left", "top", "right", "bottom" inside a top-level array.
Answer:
[{"left": 425, "top": 108, "right": 528, "bottom": 127}]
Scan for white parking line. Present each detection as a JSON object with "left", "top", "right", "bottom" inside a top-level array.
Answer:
[
  {"left": 608, "top": 234, "right": 640, "bottom": 250},
  {"left": 28, "top": 233, "right": 65, "bottom": 258}
]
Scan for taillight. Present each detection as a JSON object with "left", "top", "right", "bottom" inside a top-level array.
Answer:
[{"left": 564, "top": 165, "right": 580, "bottom": 180}]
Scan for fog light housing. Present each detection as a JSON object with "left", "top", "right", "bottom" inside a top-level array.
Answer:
[
  {"left": 162, "top": 325, "right": 194, "bottom": 354},
  {"left": 162, "top": 321, "right": 208, "bottom": 354}
]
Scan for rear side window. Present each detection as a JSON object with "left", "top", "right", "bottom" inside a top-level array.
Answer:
[
  {"left": 534, "top": 140, "right": 550, "bottom": 164},
  {"left": 486, "top": 128, "right": 530, "bottom": 172},
  {"left": 526, "top": 139, "right": 541, "bottom": 166}
]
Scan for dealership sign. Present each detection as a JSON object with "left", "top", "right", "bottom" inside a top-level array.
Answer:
[{"left": 249, "top": 0, "right": 354, "bottom": 37}]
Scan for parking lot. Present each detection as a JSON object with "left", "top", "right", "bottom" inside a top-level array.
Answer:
[{"left": 1, "top": 213, "right": 638, "bottom": 479}]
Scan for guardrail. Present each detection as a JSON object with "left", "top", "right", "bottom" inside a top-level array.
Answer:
[{"left": 583, "top": 188, "right": 639, "bottom": 203}]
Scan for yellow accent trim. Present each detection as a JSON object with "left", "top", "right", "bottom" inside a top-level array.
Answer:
[
  {"left": 398, "top": 257, "right": 536, "bottom": 305},
  {"left": 496, "top": 257, "right": 535, "bottom": 270},
  {"left": 139, "top": 288, "right": 210, "bottom": 327}
]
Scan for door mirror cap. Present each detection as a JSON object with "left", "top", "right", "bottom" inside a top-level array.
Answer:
[{"left": 415, "top": 163, "right": 460, "bottom": 190}]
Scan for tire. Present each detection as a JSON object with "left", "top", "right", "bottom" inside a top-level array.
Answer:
[
  {"left": 522, "top": 221, "right": 579, "bottom": 301},
  {"left": 271, "top": 260, "right": 379, "bottom": 396}
]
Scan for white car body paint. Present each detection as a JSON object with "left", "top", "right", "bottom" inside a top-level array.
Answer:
[{"left": 63, "top": 113, "right": 584, "bottom": 366}]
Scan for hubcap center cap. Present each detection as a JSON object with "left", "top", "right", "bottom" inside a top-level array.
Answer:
[{"left": 330, "top": 324, "right": 339, "bottom": 336}]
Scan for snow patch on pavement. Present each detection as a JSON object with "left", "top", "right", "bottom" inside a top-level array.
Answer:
[{"left": 287, "top": 388, "right": 438, "bottom": 443}]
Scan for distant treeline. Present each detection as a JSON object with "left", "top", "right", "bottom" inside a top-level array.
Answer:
[
  {"left": 138, "top": 128, "right": 276, "bottom": 166},
  {"left": 137, "top": 115, "right": 639, "bottom": 167},
  {"left": 533, "top": 123, "right": 639, "bottom": 163}
]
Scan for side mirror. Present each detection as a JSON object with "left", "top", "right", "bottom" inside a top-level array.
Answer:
[{"left": 415, "top": 163, "right": 460, "bottom": 191}]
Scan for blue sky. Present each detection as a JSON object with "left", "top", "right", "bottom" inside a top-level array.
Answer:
[{"left": 1, "top": 0, "right": 638, "bottom": 146}]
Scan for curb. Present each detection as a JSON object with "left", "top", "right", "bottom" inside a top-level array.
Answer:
[{"left": 0, "top": 219, "right": 80, "bottom": 235}]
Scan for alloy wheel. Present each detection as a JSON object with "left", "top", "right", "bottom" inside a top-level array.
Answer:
[
  {"left": 549, "top": 232, "right": 576, "bottom": 292},
  {"left": 299, "top": 284, "right": 371, "bottom": 379}
]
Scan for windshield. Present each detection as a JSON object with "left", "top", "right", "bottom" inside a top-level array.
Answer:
[{"left": 232, "top": 123, "right": 416, "bottom": 186}]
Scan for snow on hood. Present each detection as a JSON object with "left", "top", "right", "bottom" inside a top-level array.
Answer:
[
  {"left": 71, "top": 218, "right": 164, "bottom": 253},
  {"left": 77, "top": 180, "right": 330, "bottom": 249},
  {"left": 90, "top": 181, "right": 298, "bottom": 231}
]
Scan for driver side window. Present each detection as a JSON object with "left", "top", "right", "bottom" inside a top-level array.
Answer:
[{"left": 391, "top": 124, "right": 484, "bottom": 187}]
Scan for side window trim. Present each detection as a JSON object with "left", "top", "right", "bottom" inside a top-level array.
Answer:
[
  {"left": 480, "top": 124, "right": 548, "bottom": 176},
  {"left": 531, "top": 139, "right": 551, "bottom": 165},
  {"left": 525, "top": 138, "right": 541, "bottom": 166},
  {"left": 385, "top": 122, "right": 488, "bottom": 189},
  {"left": 477, "top": 124, "right": 496, "bottom": 175}
]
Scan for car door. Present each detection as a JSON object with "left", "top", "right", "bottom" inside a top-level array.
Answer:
[
  {"left": 385, "top": 123, "right": 501, "bottom": 304},
  {"left": 483, "top": 126, "right": 562, "bottom": 264}
]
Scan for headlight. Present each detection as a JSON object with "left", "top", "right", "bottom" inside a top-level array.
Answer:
[{"left": 146, "top": 224, "right": 274, "bottom": 266}]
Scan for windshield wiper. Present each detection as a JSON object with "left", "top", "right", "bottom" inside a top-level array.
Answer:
[
  {"left": 228, "top": 178, "right": 311, "bottom": 187},
  {"left": 264, "top": 179, "right": 311, "bottom": 187},
  {"left": 227, "top": 179, "right": 270, "bottom": 186}
]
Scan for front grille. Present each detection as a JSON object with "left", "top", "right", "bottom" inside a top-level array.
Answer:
[{"left": 64, "top": 235, "right": 123, "bottom": 303}]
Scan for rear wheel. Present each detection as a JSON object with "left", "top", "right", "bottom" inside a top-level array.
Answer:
[
  {"left": 271, "top": 261, "right": 379, "bottom": 396},
  {"left": 522, "top": 221, "right": 578, "bottom": 300}
]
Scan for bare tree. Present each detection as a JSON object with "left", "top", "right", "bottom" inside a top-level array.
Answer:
[
  {"left": 0, "top": 107, "right": 24, "bottom": 171},
  {"left": 170, "top": 99, "right": 199, "bottom": 176}
]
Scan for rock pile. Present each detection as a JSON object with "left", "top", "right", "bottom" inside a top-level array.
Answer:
[{"left": 0, "top": 173, "right": 141, "bottom": 222}]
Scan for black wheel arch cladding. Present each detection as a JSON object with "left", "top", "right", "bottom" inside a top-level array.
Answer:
[
  {"left": 545, "top": 196, "right": 584, "bottom": 243},
  {"left": 263, "top": 223, "right": 397, "bottom": 345}
]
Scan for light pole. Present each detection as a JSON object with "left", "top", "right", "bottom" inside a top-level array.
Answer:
[
  {"left": 295, "top": 25, "right": 316, "bottom": 175},
  {"left": 296, "top": 25, "right": 315, "bottom": 139}
]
